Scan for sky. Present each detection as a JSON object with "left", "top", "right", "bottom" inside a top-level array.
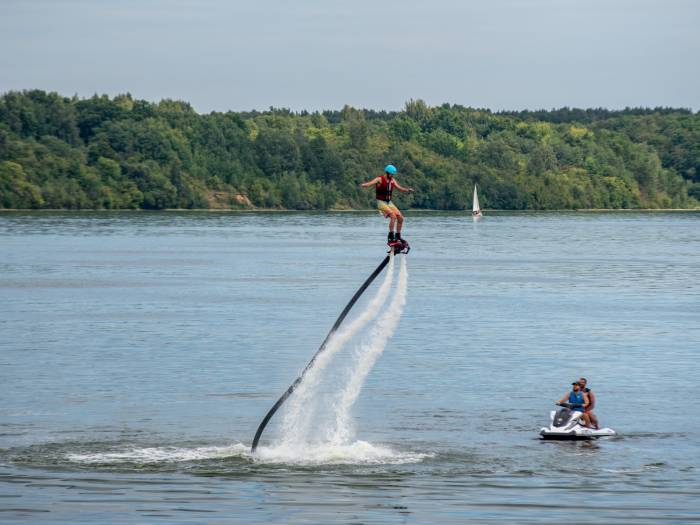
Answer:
[{"left": 1, "top": 0, "right": 698, "bottom": 113}]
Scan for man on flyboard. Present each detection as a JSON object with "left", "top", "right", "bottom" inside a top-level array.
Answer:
[{"left": 360, "top": 164, "right": 414, "bottom": 250}]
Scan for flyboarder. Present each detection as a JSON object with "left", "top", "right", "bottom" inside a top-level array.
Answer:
[{"left": 360, "top": 164, "right": 414, "bottom": 247}]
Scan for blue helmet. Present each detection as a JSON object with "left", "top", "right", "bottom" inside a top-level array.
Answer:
[{"left": 385, "top": 164, "right": 397, "bottom": 175}]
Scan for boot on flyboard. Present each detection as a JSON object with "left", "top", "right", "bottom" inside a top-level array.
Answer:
[{"left": 387, "top": 233, "right": 410, "bottom": 255}]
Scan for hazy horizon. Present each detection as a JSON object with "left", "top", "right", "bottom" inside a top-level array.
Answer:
[{"left": 2, "top": 0, "right": 699, "bottom": 113}]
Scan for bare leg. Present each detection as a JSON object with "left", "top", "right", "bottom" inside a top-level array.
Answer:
[
  {"left": 396, "top": 213, "right": 404, "bottom": 234},
  {"left": 581, "top": 412, "right": 592, "bottom": 428},
  {"left": 388, "top": 213, "right": 397, "bottom": 232},
  {"left": 588, "top": 412, "right": 600, "bottom": 430}
]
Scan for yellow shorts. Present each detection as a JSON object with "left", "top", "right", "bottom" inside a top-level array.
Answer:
[{"left": 377, "top": 200, "right": 399, "bottom": 217}]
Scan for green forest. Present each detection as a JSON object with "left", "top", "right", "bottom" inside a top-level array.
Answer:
[{"left": 1, "top": 90, "right": 699, "bottom": 210}]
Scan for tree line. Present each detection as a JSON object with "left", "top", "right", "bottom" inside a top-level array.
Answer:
[{"left": 0, "top": 90, "right": 698, "bottom": 210}]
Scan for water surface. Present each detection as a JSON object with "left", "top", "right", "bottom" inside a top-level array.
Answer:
[{"left": 1, "top": 211, "right": 699, "bottom": 524}]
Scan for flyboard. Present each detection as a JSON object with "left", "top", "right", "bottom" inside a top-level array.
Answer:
[{"left": 250, "top": 239, "right": 409, "bottom": 452}]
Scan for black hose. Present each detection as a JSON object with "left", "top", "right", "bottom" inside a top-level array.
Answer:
[{"left": 251, "top": 255, "right": 391, "bottom": 452}]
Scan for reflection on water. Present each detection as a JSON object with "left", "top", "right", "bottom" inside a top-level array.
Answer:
[{"left": 1, "top": 211, "right": 699, "bottom": 524}]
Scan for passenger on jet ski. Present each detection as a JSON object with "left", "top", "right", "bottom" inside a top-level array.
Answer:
[
  {"left": 359, "top": 164, "right": 414, "bottom": 247},
  {"left": 556, "top": 381, "right": 589, "bottom": 416},
  {"left": 578, "top": 377, "right": 600, "bottom": 430}
]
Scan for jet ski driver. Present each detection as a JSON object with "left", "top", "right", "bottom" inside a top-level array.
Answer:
[
  {"left": 557, "top": 381, "right": 590, "bottom": 419},
  {"left": 360, "top": 164, "right": 414, "bottom": 246}
]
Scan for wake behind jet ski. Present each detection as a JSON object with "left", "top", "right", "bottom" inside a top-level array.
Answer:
[{"left": 540, "top": 402, "right": 616, "bottom": 440}]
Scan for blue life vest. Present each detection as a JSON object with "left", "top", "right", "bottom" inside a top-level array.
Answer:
[{"left": 568, "top": 391, "right": 584, "bottom": 412}]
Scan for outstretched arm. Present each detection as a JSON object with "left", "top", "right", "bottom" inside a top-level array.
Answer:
[
  {"left": 359, "top": 176, "right": 382, "bottom": 188},
  {"left": 393, "top": 181, "right": 415, "bottom": 193},
  {"left": 556, "top": 392, "right": 568, "bottom": 404}
]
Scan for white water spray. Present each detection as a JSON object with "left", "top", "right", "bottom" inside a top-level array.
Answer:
[
  {"left": 254, "top": 256, "right": 419, "bottom": 465},
  {"left": 66, "top": 437, "right": 431, "bottom": 467},
  {"left": 279, "top": 254, "right": 396, "bottom": 444},
  {"left": 67, "top": 443, "right": 250, "bottom": 464},
  {"left": 329, "top": 255, "right": 408, "bottom": 445}
]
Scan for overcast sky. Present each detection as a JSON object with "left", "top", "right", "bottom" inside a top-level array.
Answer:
[{"left": 1, "top": 0, "right": 698, "bottom": 112}]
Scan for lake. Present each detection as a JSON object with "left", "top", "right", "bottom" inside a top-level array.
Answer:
[{"left": 1, "top": 211, "right": 699, "bottom": 524}]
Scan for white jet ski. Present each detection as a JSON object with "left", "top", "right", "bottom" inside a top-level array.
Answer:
[{"left": 540, "top": 403, "right": 616, "bottom": 440}]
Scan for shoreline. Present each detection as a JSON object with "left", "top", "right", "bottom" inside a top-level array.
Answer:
[{"left": 0, "top": 208, "right": 698, "bottom": 213}]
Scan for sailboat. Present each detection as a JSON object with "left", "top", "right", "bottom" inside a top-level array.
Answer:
[{"left": 472, "top": 184, "right": 483, "bottom": 220}]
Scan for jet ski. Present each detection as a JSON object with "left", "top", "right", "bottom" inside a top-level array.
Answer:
[{"left": 540, "top": 403, "right": 616, "bottom": 440}]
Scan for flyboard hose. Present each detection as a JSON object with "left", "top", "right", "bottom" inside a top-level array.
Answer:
[{"left": 251, "top": 254, "right": 392, "bottom": 452}]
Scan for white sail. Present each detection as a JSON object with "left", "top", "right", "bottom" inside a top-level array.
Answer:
[{"left": 472, "top": 184, "right": 482, "bottom": 220}]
